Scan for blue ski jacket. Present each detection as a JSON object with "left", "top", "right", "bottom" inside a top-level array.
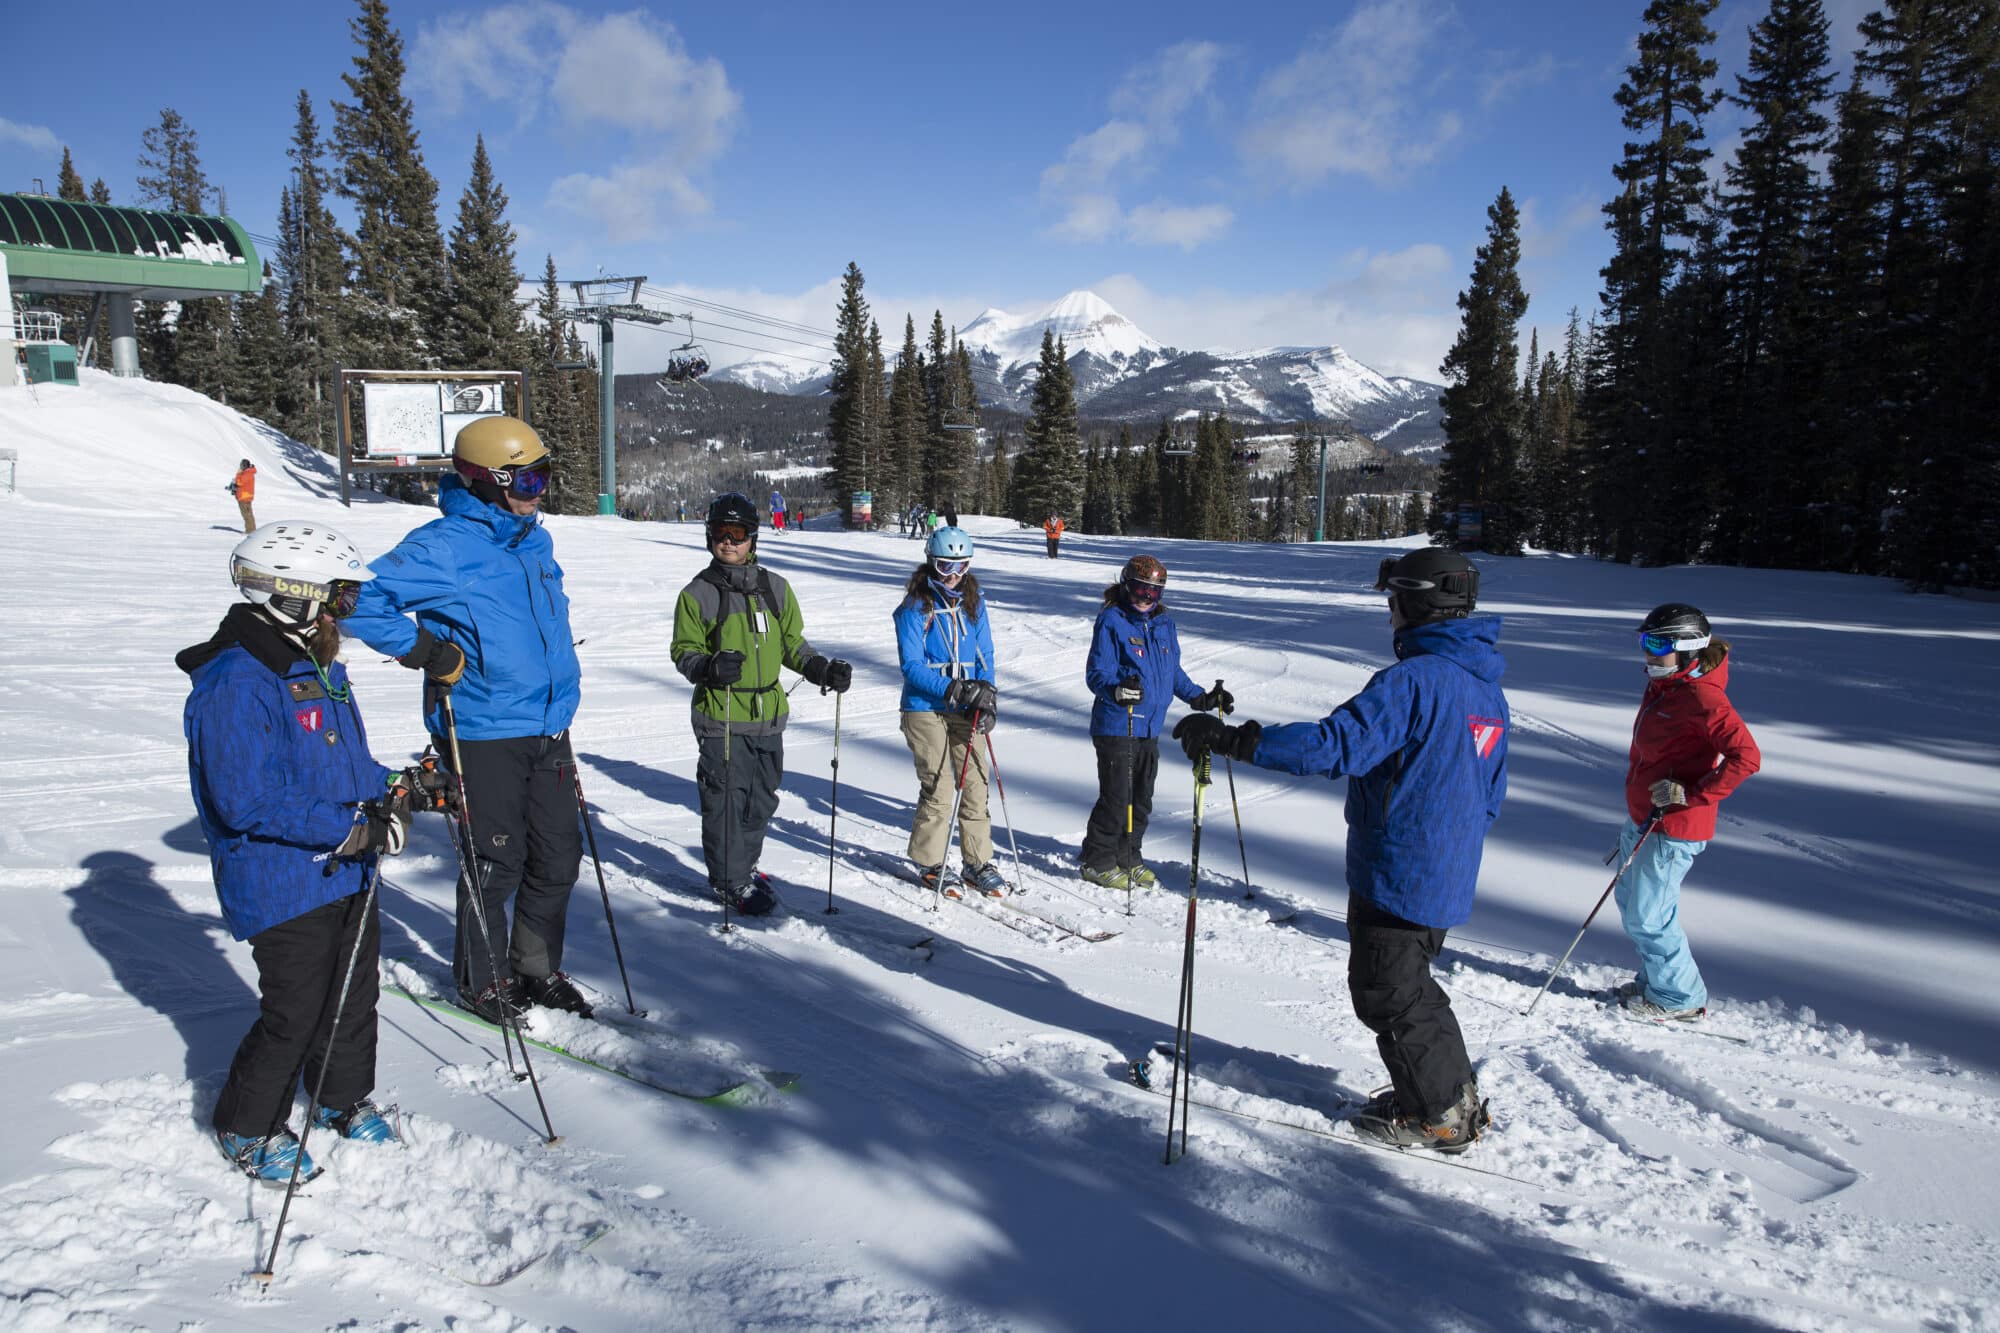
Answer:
[
  {"left": 1085, "top": 601, "right": 1204, "bottom": 738},
  {"left": 343, "top": 476, "right": 581, "bottom": 741},
  {"left": 894, "top": 592, "right": 995, "bottom": 714},
  {"left": 1250, "top": 616, "right": 1509, "bottom": 929},
  {"left": 179, "top": 606, "right": 392, "bottom": 940}
]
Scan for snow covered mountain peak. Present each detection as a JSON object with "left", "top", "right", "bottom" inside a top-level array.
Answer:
[{"left": 958, "top": 290, "right": 1165, "bottom": 370}]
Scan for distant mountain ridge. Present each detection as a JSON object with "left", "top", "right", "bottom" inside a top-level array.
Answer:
[{"left": 712, "top": 289, "right": 1445, "bottom": 453}]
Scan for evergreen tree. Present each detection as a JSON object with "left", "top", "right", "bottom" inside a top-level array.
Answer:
[
  {"left": 1125, "top": 426, "right": 1160, "bottom": 533},
  {"left": 1289, "top": 433, "right": 1321, "bottom": 540},
  {"left": 231, "top": 268, "right": 288, "bottom": 423},
  {"left": 1590, "top": 0, "right": 1723, "bottom": 563},
  {"left": 1019, "top": 331, "right": 1083, "bottom": 521},
  {"left": 824, "top": 262, "right": 873, "bottom": 524},
  {"left": 1436, "top": 186, "right": 1530, "bottom": 554},
  {"left": 136, "top": 108, "right": 210, "bottom": 211},
  {"left": 532, "top": 255, "right": 600, "bottom": 516},
  {"left": 987, "top": 432, "right": 1011, "bottom": 518},
  {"left": 53, "top": 150, "right": 96, "bottom": 361},
  {"left": 865, "top": 320, "right": 888, "bottom": 523},
  {"left": 275, "top": 91, "right": 351, "bottom": 450},
  {"left": 886, "top": 315, "right": 926, "bottom": 522},
  {"left": 443, "top": 135, "right": 531, "bottom": 371},
  {"left": 332, "top": 0, "right": 449, "bottom": 369}
]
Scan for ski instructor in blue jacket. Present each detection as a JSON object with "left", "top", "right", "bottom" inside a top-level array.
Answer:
[
  {"left": 344, "top": 417, "right": 592, "bottom": 1024},
  {"left": 1174, "top": 547, "right": 1508, "bottom": 1155}
]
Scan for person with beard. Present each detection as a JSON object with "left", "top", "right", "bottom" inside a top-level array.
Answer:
[
  {"left": 179, "top": 522, "right": 438, "bottom": 1182},
  {"left": 671, "top": 492, "right": 852, "bottom": 915},
  {"left": 1078, "top": 555, "right": 1231, "bottom": 890},
  {"left": 342, "top": 417, "right": 590, "bottom": 1024}
]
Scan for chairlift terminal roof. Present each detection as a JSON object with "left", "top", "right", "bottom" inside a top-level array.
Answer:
[{"left": 0, "top": 193, "right": 261, "bottom": 300}]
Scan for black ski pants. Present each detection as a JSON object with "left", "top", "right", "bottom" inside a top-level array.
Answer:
[
  {"left": 1080, "top": 734, "right": 1159, "bottom": 871},
  {"left": 212, "top": 887, "right": 378, "bottom": 1138},
  {"left": 442, "top": 732, "right": 582, "bottom": 994},
  {"left": 697, "top": 730, "right": 784, "bottom": 890},
  {"left": 1345, "top": 894, "right": 1475, "bottom": 1123}
]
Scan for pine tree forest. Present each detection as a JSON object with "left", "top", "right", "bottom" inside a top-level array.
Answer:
[{"left": 21, "top": 0, "right": 1994, "bottom": 584}]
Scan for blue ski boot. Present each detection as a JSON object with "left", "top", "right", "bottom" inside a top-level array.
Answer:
[
  {"left": 217, "top": 1127, "right": 319, "bottom": 1184},
  {"left": 311, "top": 1099, "right": 400, "bottom": 1144}
]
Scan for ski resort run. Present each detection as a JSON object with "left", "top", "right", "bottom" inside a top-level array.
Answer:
[{"left": 1, "top": 372, "right": 1998, "bottom": 1331}]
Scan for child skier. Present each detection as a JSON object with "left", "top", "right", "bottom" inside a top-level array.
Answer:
[
  {"left": 1174, "top": 548, "right": 1507, "bottom": 1154},
  {"left": 1080, "top": 555, "right": 1231, "bottom": 889},
  {"left": 179, "top": 523, "right": 436, "bottom": 1181},
  {"left": 671, "top": 493, "right": 851, "bottom": 914},
  {"left": 893, "top": 526, "right": 1005, "bottom": 897},
  {"left": 1614, "top": 604, "right": 1762, "bottom": 1021}
]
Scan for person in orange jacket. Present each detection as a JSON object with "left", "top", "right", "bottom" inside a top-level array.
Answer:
[
  {"left": 228, "top": 460, "right": 257, "bottom": 533},
  {"left": 1043, "top": 514, "right": 1065, "bottom": 559}
]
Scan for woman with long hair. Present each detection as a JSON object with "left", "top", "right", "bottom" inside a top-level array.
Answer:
[{"left": 894, "top": 526, "right": 1005, "bottom": 897}]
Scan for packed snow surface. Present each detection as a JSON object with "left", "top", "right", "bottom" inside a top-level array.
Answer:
[{"left": 2, "top": 372, "right": 1998, "bottom": 1331}]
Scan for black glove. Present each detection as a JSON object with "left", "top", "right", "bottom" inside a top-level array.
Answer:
[
  {"left": 802, "top": 655, "right": 852, "bottom": 693},
  {"left": 402, "top": 755, "right": 459, "bottom": 815},
  {"left": 398, "top": 629, "right": 466, "bottom": 686},
  {"left": 1172, "top": 714, "right": 1261, "bottom": 764},
  {"left": 945, "top": 678, "right": 997, "bottom": 715},
  {"left": 703, "top": 650, "right": 745, "bottom": 687},
  {"left": 1193, "top": 683, "right": 1235, "bottom": 714},
  {"left": 1112, "top": 676, "right": 1144, "bottom": 707},
  {"left": 336, "top": 792, "right": 409, "bottom": 858}
]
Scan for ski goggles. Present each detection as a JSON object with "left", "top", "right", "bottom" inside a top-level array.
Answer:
[
  {"left": 235, "top": 569, "right": 364, "bottom": 618},
  {"left": 457, "top": 457, "right": 551, "bottom": 500},
  {"left": 1124, "top": 577, "right": 1163, "bottom": 606},
  {"left": 711, "top": 522, "right": 753, "bottom": 545},
  {"left": 1640, "top": 630, "right": 1710, "bottom": 656},
  {"left": 931, "top": 557, "right": 970, "bottom": 578}
]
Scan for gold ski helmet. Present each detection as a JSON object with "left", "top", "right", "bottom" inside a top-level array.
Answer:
[{"left": 453, "top": 416, "right": 551, "bottom": 503}]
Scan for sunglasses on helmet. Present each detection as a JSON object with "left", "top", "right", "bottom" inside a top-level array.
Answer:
[
  {"left": 1640, "top": 630, "right": 1709, "bottom": 656},
  {"left": 931, "top": 557, "right": 970, "bottom": 578},
  {"left": 711, "top": 522, "right": 753, "bottom": 545}
]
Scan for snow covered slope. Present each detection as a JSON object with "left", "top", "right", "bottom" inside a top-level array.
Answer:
[{"left": 3, "top": 372, "right": 1998, "bottom": 1330}]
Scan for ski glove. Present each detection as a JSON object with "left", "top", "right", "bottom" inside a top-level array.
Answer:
[
  {"left": 1192, "top": 683, "right": 1235, "bottom": 714},
  {"left": 1649, "top": 779, "right": 1687, "bottom": 809},
  {"left": 337, "top": 793, "right": 408, "bottom": 858},
  {"left": 1172, "top": 714, "right": 1261, "bottom": 764},
  {"left": 398, "top": 629, "right": 466, "bottom": 686},
  {"left": 1112, "top": 676, "right": 1144, "bottom": 707},
  {"left": 703, "top": 650, "right": 746, "bottom": 687},
  {"left": 945, "top": 678, "right": 998, "bottom": 716},
  {"left": 802, "top": 655, "right": 853, "bottom": 693},
  {"left": 401, "top": 757, "right": 458, "bottom": 815}
]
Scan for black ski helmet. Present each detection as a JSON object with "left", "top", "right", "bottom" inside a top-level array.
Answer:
[
  {"left": 1637, "top": 603, "right": 1711, "bottom": 640},
  {"left": 1376, "top": 547, "right": 1479, "bottom": 623},
  {"left": 706, "top": 491, "right": 760, "bottom": 550}
]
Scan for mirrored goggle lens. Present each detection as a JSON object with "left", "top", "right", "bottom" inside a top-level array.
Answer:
[
  {"left": 932, "top": 558, "right": 970, "bottom": 577},
  {"left": 507, "top": 460, "right": 551, "bottom": 499},
  {"left": 1125, "top": 578, "right": 1162, "bottom": 602},
  {"left": 329, "top": 580, "right": 362, "bottom": 618},
  {"left": 712, "top": 522, "right": 752, "bottom": 545}
]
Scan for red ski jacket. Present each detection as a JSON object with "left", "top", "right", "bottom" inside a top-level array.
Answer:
[{"left": 1624, "top": 651, "right": 1760, "bottom": 841}]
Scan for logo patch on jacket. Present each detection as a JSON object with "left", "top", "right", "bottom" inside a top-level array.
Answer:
[
  {"left": 1467, "top": 715, "right": 1505, "bottom": 758},
  {"left": 288, "top": 680, "right": 327, "bottom": 702},
  {"left": 1128, "top": 635, "right": 1145, "bottom": 657},
  {"left": 296, "top": 706, "right": 324, "bottom": 733}
]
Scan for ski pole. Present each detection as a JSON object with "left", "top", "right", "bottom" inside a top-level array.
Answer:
[
  {"left": 1124, "top": 703, "right": 1137, "bottom": 915},
  {"left": 983, "top": 730, "right": 1026, "bottom": 896},
  {"left": 720, "top": 709, "right": 734, "bottom": 935},
  {"left": 442, "top": 692, "right": 560, "bottom": 1145},
  {"left": 936, "top": 708, "right": 982, "bottom": 910},
  {"left": 254, "top": 861, "right": 381, "bottom": 1282},
  {"left": 570, "top": 756, "right": 638, "bottom": 1015},
  {"left": 824, "top": 692, "right": 843, "bottom": 915},
  {"left": 1209, "top": 680, "right": 1254, "bottom": 901},
  {"left": 1164, "top": 749, "right": 1212, "bottom": 1165},
  {"left": 1522, "top": 810, "right": 1662, "bottom": 1018}
]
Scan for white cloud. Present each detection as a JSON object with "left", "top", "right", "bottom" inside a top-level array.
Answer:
[
  {"left": 1124, "top": 202, "right": 1235, "bottom": 251},
  {"left": 1039, "top": 41, "right": 1231, "bottom": 249},
  {"left": 413, "top": 4, "right": 737, "bottom": 241},
  {"left": 1480, "top": 52, "right": 1559, "bottom": 109},
  {"left": 0, "top": 117, "right": 60, "bottom": 154},
  {"left": 1243, "top": 1, "right": 1463, "bottom": 184}
]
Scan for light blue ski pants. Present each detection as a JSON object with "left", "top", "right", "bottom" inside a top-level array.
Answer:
[{"left": 1613, "top": 816, "right": 1708, "bottom": 1012}]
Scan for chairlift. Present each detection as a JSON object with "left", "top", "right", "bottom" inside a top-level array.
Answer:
[{"left": 662, "top": 313, "right": 710, "bottom": 383}]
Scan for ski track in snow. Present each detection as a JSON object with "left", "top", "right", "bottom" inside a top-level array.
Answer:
[{"left": 1, "top": 374, "right": 1998, "bottom": 1330}]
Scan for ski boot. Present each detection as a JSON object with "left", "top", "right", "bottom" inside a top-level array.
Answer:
[
  {"left": 1350, "top": 1081, "right": 1491, "bottom": 1155},
  {"left": 310, "top": 1099, "right": 400, "bottom": 1145},
  {"left": 714, "top": 875, "right": 777, "bottom": 917},
  {"left": 458, "top": 976, "right": 525, "bottom": 1027},
  {"left": 521, "top": 970, "right": 595, "bottom": 1018},
  {"left": 1623, "top": 993, "right": 1705, "bottom": 1022},
  {"left": 1080, "top": 864, "right": 1131, "bottom": 890},
  {"left": 1123, "top": 863, "right": 1158, "bottom": 889},
  {"left": 962, "top": 862, "right": 1007, "bottom": 898},
  {"left": 218, "top": 1127, "right": 320, "bottom": 1184}
]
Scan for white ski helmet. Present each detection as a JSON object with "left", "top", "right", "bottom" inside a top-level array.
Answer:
[{"left": 230, "top": 521, "right": 374, "bottom": 629}]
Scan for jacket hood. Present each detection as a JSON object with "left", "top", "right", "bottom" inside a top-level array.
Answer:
[
  {"left": 1394, "top": 614, "right": 1505, "bottom": 683},
  {"left": 175, "top": 603, "right": 305, "bottom": 676},
  {"left": 439, "top": 473, "right": 538, "bottom": 544}
]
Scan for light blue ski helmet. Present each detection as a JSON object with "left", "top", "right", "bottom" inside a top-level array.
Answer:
[{"left": 926, "top": 526, "right": 974, "bottom": 561}]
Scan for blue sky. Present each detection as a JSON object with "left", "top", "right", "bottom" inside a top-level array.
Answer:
[{"left": 4, "top": 0, "right": 1872, "bottom": 380}]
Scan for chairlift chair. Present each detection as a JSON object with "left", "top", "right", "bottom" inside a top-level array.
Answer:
[{"left": 663, "top": 313, "right": 710, "bottom": 383}]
